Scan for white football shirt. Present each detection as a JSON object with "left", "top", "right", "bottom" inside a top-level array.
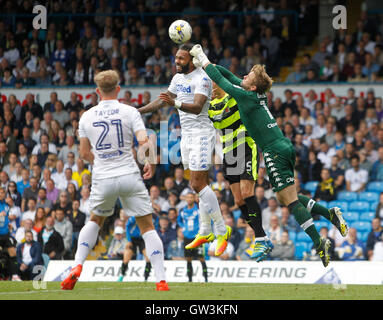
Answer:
[
  {"left": 78, "top": 100, "right": 145, "bottom": 179},
  {"left": 168, "top": 67, "right": 214, "bottom": 134}
]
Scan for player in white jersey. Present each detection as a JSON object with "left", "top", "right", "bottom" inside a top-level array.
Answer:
[
  {"left": 138, "top": 43, "right": 231, "bottom": 256},
  {"left": 61, "top": 70, "right": 169, "bottom": 291}
]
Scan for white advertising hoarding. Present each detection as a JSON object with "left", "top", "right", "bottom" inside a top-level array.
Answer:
[
  {"left": 0, "top": 84, "right": 381, "bottom": 107},
  {"left": 44, "top": 260, "right": 383, "bottom": 285}
]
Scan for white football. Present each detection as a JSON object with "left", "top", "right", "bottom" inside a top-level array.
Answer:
[{"left": 168, "top": 20, "right": 192, "bottom": 44}]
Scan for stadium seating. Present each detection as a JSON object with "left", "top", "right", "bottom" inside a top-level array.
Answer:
[
  {"left": 348, "top": 201, "right": 370, "bottom": 213},
  {"left": 296, "top": 231, "right": 312, "bottom": 242},
  {"left": 359, "top": 212, "right": 376, "bottom": 222},
  {"left": 367, "top": 182, "right": 383, "bottom": 193},
  {"left": 337, "top": 191, "right": 358, "bottom": 202},
  {"left": 233, "top": 209, "right": 242, "bottom": 222},
  {"left": 304, "top": 181, "right": 319, "bottom": 194},
  {"left": 314, "top": 220, "right": 330, "bottom": 231},
  {"left": 343, "top": 211, "right": 359, "bottom": 222},
  {"left": 288, "top": 231, "right": 297, "bottom": 242},
  {"left": 357, "top": 232, "right": 369, "bottom": 242},
  {"left": 358, "top": 192, "right": 379, "bottom": 203},
  {"left": 371, "top": 202, "right": 379, "bottom": 211},
  {"left": 295, "top": 242, "right": 310, "bottom": 260},
  {"left": 351, "top": 221, "right": 371, "bottom": 233},
  {"left": 317, "top": 200, "right": 328, "bottom": 208},
  {"left": 328, "top": 201, "right": 348, "bottom": 212}
]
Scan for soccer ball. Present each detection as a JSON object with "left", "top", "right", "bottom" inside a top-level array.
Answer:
[{"left": 168, "top": 20, "right": 192, "bottom": 44}]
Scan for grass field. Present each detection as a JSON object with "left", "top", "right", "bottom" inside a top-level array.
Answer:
[{"left": 0, "top": 281, "right": 383, "bottom": 300}]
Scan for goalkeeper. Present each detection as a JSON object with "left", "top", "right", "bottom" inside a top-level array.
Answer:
[
  {"left": 209, "top": 82, "right": 272, "bottom": 262},
  {"left": 190, "top": 45, "right": 348, "bottom": 267}
]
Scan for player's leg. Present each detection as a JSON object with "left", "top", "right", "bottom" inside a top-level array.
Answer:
[
  {"left": 62, "top": 178, "right": 117, "bottom": 290},
  {"left": 298, "top": 195, "right": 348, "bottom": 237},
  {"left": 277, "top": 185, "right": 330, "bottom": 267},
  {"left": 61, "top": 213, "right": 106, "bottom": 289},
  {"left": 141, "top": 246, "right": 152, "bottom": 281},
  {"left": 198, "top": 257, "right": 208, "bottom": 283},
  {"left": 118, "top": 242, "right": 134, "bottom": 282},
  {"left": 120, "top": 173, "right": 168, "bottom": 289},
  {"left": 265, "top": 139, "right": 330, "bottom": 267},
  {"left": 135, "top": 214, "right": 168, "bottom": 290}
]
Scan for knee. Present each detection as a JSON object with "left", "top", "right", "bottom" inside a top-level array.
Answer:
[{"left": 240, "top": 182, "right": 255, "bottom": 200}]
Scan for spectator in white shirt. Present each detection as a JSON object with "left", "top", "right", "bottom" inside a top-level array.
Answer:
[
  {"left": 22, "top": 198, "right": 37, "bottom": 221},
  {"left": 345, "top": 155, "right": 369, "bottom": 192},
  {"left": 15, "top": 218, "right": 38, "bottom": 244},
  {"left": 63, "top": 152, "right": 78, "bottom": 172},
  {"left": 51, "top": 160, "right": 66, "bottom": 189},
  {"left": 262, "top": 197, "right": 282, "bottom": 231},
  {"left": 317, "top": 142, "right": 336, "bottom": 169},
  {"left": 79, "top": 186, "right": 91, "bottom": 223},
  {"left": 32, "top": 133, "right": 57, "bottom": 155},
  {"left": 98, "top": 26, "right": 113, "bottom": 52},
  {"left": 312, "top": 114, "right": 327, "bottom": 139}
]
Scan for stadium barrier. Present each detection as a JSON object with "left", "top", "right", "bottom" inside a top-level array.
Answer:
[
  {"left": 44, "top": 260, "right": 383, "bottom": 285},
  {"left": 1, "top": 83, "right": 381, "bottom": 107}
]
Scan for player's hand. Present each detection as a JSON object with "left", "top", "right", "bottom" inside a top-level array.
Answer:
[
  {"left": 143, "top": 162, "right": 155, "bottom": 180},
  {"left": 192, "top": 57, "right": 203, "bottom": 68},
  {"left": 190, "top": 44, "right": 203, "bottom": 57},
  {"left": 190, "top": 44, "right": 210, "bottom": 67},
  {"left": 159, "top": 92, "right": 175, "bottom": 106}
]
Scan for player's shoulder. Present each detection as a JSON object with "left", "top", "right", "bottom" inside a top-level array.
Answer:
[{"left": 195, "top": 68, "right": 211, "bottom": 80}]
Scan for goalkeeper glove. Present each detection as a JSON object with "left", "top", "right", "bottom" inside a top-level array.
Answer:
[{"left": 190, "top": 44, "right": 210, "bottom": 67}]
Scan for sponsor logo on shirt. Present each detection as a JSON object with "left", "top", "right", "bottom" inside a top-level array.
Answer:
[
  {"left": 99, "top": 150, "right": 123, "bottom": 159},
  {"left": 176, "top": 84, "right": 192, "bottom": 93}
]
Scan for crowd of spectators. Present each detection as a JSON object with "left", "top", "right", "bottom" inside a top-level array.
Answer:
[
  {"left": 285, "top": 11, "right": 383, "bottom": 83},
  {"left": 0, "top": 0, "right": 319, "bottom": 90},
  {"left": 2, "top": 1, "right": 383, "bottom": 281}
]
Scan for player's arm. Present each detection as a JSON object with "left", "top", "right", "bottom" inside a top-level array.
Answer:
[
  {"left": 203, "top": 64, "right": 246, "bottom": 99},
  {"left": 79, "top": 137, "right": 94, "bottom": 165},
  {"left": 159, "top": 92, "right": 207, "bottom": 115},
  {"left": 137, "top": 91, "right": 175, "bottom": 114},
  {"left": 135, "top": 129, "right": 156, "bottom": 180},
  {"left": 215, "top": 65, "right": 242, "bottom": 86}
]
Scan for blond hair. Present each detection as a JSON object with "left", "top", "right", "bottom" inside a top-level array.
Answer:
[
  {"left": 250, "top": 64, "right": 273, "bottom": 94},
  {"left": 94, "top": 70, "right": 119, "bottom": 94}
]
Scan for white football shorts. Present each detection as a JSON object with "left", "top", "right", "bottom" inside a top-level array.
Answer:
[
  {"left": 180, "top": 132, "right": 215, "bottom": 171},
  {"left": 89, "top": 173, "right": 153, "bottom": 217}
]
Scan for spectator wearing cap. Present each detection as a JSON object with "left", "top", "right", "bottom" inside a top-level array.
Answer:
[{"left": 99, "top": 226, "right": 127, "bottom": 260}]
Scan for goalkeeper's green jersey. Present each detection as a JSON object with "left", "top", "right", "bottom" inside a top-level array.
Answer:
[
  {"left": 205, "top": 64, "right": 284, "bottom": 150},
  {"left": 208, "top": 93, "right": 255, "bottom": 154}
]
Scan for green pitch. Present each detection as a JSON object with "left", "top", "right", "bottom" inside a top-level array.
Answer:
[{"left": 0, "top": 282, "right": 383, "bottom": 300}]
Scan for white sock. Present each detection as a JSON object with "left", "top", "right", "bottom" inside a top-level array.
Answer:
[
  {"left": 199, "top": 186, "right": 227, "bottom": 235},
  {"left": 74, "top": 221, "right": 100, "bottom": 266},
  {"left": 198, "top": 198, "right": 213, "bottom": 235},
  {"left": 142, "top": 229, "right": 166, "bottom": 283}
]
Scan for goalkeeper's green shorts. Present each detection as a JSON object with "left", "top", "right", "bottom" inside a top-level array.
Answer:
[{"left": 262, "top": 137, "right": 296, "bottom": 193}]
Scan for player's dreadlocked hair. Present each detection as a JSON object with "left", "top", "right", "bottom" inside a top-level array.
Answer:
[{"left": 250, "top": 64, "right": 274, "bottom": 94}]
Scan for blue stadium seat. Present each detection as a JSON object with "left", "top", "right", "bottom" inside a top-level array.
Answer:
[
  {"left": 296, "top": 231, "right": 311, "bottom": 242},
  {"left": 359, "top": 212, "right": 375, "bottom": 222},
  {"left": 367, "top": 182, "right": 383, "bottom": 193},
  {"left": 343, "top": 211, "right": 359, "bottom": 222},
  {"left": 328, "top": 201, "right": 348, "bottom": 212},
  {"left": 233, "top": 209, "right": 241, "bottom": 222},
  {"left": 358, "top": 192, "right": 379, "bottom": 203},
  {"left": 370, "top": 202, "right": 378, "bottom": 211},
  {"left": 337, "top": 191, "right": 357, "bottom": 202},
  {"left": 304, "top": 181, "right": 319, "bottom": 194},
  {"left": 288, "top": 231, "right": 297, "bottom": 242},
  {"left": 317, "top": 200, "right": 328, "bottom": 209},
  {"left": 351, "top": 221, "right": 371, "bottom": 233},
  {"left": 295, "top": 242, "right": 310, "bottom": 260},
  {"left": 357, "top": 231, "right": 369, "bottom": 242},
  {"left": 348, "top": 201, "right": 370, "bottom": 213},
  {"left": 314, "top": 221, "right": 330, "bottom": 231}
]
